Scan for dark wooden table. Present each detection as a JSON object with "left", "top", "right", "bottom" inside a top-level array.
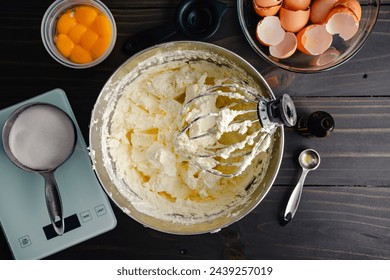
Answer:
[{"left": 1, "top": 0, "right": 390, "bottom": 260}]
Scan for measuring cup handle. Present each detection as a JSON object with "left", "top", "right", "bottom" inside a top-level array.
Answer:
[
  {"left": 283, "top": 169, "right": 309, "bottom": 221},
  {"left": 42, "top": 172, "right": 65, "bottom": 236}
]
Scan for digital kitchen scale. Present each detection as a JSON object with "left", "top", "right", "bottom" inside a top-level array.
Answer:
[{"left": 0, "top": 89, "right": 116, "bottom": 259}]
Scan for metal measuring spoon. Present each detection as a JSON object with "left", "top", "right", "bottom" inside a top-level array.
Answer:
[
  {"left": 2, "top": 103, "right": 76, "bottom": 236},
  {"left": 284, "top": 149, "right": 320, "bottom": 222}
]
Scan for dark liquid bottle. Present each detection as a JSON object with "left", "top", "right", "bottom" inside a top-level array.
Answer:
[{"left": 297, "top": 111, "right": 335, "bottom": 138}]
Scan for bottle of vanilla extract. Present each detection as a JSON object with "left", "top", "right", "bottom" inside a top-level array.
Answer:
[{"left": 297, "top": 111, "right": 335, "bottom": 138}]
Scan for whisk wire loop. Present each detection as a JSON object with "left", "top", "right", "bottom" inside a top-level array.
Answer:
[{"left": 175, "top": 79, "right": 296, "bottom": 177}]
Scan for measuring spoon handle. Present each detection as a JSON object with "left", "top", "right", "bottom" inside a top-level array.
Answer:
[
  {"left": 284, "top": 169, "right": 309, "bottom": 221},
  {"left": 42, "top": 172, "right": 64, "bottom": 236}
]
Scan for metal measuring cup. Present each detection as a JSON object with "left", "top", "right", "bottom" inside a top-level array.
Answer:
[{"left": 2, "top": 103, "right": 76, "bottom": 236}]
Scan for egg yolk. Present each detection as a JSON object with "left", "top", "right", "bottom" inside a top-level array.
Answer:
[{"left": 54, "top": 5, "right": 113, "bottom": 64}]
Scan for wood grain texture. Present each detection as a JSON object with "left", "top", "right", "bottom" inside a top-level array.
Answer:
[
  {"left": 40, "top": 186, "right": 390, "bottom": 260},
  {"left": 0, "top": 1, "right": 389, "bottom": 260},
  {"left": 239, "top": 185, "right": 390, "bottom": 260},
  {"left": 276, "top": 97, "right": 390, "bottom": 186}
]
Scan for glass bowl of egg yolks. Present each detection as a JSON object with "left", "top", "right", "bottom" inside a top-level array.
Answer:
[
  {"left": 237, "top": 0, "right": 380, "bottom": 73},
  {"left": 41, "top": 0, "right": 117, "bottom": 69}
]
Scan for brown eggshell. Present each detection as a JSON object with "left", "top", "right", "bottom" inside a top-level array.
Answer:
[
  {"left": 269, "top": 32, "right": 298, "bottom": 59},
  {"left": 279, "top": 7, "right": 310, "bottom": 33},
  {"left": 312, "top": 47, "right": 341, "bottom": 66},
  {"left": 283, "top": 0, "right": 311, "bottom": 11},
  {"left": 253, "top": 0, "right": 282, "bottom": 17},
  {"left": 297, "top": 24, "right": 333, "bottom": 55},
  {"left": 335, "top": 0, "right": 362, "bottom": 20},
  {"left": 254, "top": 0, "right": 282, "bottom": 7},
  {"left": 310, "top": 0, "right": 338, "bottom": 24},
  {"left": 326, "top": 7, "right": 359, "bottom": 40},
  {"left": 256, "top": 16, "right": 285, "bottom": 46}
]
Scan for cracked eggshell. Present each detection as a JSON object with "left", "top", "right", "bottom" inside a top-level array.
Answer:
[
  {"left": 312, "top": 47, "right": 341, "bottom": 66},
  {"left": 256, "top": 16, "right": 285, "bottom": 46},
  {"left": 297, "top": 24, "right": 333, "bottom": 55},
  {"left": 253, "top": 0, "right": 282, "bottom": 17},
  {"left": 326, "top": 6, "right": 359, "bottom": 40},
  {"left": 310, "top": 0, "right": 338, "bottom": 24},
  {"left": 254, "top": 0, "right": 283, "bottom": 7},
  {"left": 279, "top": 6, "right": 310, "bottom": 33},
  {"left": 269, "top": 32, "right": 298, "bottom": 59},
  {"left": 283, "top": 0, "right": 311, "bottom": 11},
  {"left": 335, "top": 0, "right": 362, "bottom": 20}
]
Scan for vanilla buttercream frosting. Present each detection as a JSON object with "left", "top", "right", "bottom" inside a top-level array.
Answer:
[{"left": 103, "top": 50, "right": 274, "bottom": 224}]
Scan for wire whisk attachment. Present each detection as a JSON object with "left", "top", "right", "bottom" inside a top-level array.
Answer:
[{"left": 174, "top": 80, "right": 296, "bottom": 177}]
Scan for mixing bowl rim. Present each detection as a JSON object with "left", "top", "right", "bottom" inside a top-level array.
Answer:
[{"left": 89, "top": 41, "right": 285, "bottom": 234}]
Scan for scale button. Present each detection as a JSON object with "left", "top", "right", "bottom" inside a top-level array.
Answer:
[
  {"left": 80, "top": 210, "right": 92, "bottom": 223},
  {"left": 95, "top": 205, "right": 107, "bottom": 217},
  {"left": 19, "top": 235, "right": 32, "bottom": 248}
]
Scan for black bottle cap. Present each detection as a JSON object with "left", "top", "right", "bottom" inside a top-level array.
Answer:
[{"left": 297, "top": 111, "right": 335, "bottom": 138}]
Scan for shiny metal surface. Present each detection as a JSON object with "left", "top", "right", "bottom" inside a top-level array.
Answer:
[
  {"left": 284, "top": 149, "right": 321, "bottom": 222},
  {"left": 2, "top": 103, "right": 77, "bottom": 236},
  {"left": 89, "top": 41, "right": 285, "bottom": 234}
]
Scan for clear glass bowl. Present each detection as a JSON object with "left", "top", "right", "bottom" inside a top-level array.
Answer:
[
  {"left": 41, "top": 0, "right": 117, "bottom": 69},
  {"left": 237, "top": 0, "right": 380, "bottom": 73}
]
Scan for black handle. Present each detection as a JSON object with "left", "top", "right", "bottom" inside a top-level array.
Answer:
[
  {"left": 123, "top": 22, "right": 178, "bottom": 55},
  {"left": 123, "top": 0, "right": 227, "bottom": 55}
]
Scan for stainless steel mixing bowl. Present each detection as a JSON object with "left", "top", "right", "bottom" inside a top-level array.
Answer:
[{"left": 89, "top": 41, "right": 284, "bottom": 234}]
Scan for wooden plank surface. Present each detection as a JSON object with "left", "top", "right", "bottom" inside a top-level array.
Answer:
[
  {"left": 0, "top": 1, "right": 389, "bottom": 260},
  {"left": 277, "top": 97, "right": 390, "bottom": 186}
]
